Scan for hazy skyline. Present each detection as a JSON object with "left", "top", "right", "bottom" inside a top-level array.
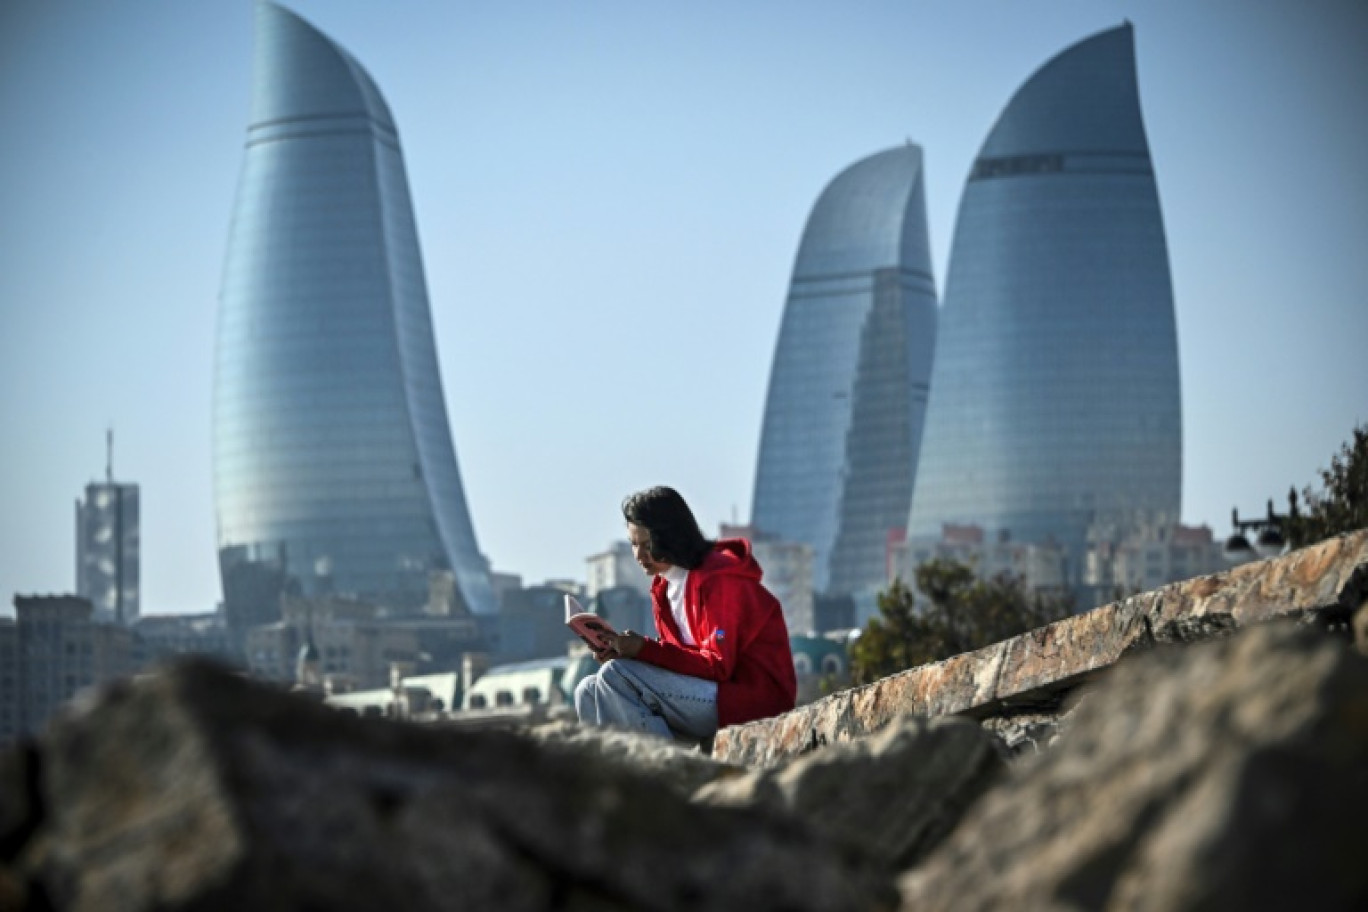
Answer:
[{"left": 3, "top": 1, "right": 1366, "bottom": 615}]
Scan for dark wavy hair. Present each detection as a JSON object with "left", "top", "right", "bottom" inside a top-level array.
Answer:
[{"left": 621, "top": 486, "right": 714, "bottom": 570}]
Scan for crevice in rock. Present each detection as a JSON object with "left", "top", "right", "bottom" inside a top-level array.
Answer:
[{"left": 1155, "top": 612, "right": 1239, "bottom": 645}]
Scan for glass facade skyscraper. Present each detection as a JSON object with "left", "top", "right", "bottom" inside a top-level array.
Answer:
[
  {"left": 752, "top": 145, "right": 939, "bottom": 596},
  {"left": 214, "top": 2, "right": 495, "bottom": 618},
  {"left": 906, "top": 25, "right": 1181, "bottom": 583}
]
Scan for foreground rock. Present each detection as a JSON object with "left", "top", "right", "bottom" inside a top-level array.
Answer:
[
  {"left": 899, "top": 622, "right": 1368, "bottom": 911},
  {"left": 521, "top": 719, "right": 745, "bottom": 797},
  {"left": 695, "top": 714, "right": 1005, "bottom": 871},
  {"left": 0, "top": 660, "right": 893, "bottom": 912},
  {"left": 717, "top": 530, "right": 1368, "bottom": 767}
]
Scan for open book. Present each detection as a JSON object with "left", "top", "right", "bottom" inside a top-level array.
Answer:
[{"left": 565, "top": 594, "right": 618, "bottom": 652}]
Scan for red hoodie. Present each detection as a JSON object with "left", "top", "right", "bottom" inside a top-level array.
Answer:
[{"left": 634, "top": 538, "right": 797, "bottom": 728}]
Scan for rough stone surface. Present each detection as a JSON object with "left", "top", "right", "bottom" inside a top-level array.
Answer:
[
  {"left": 0, "top": 660, "right": 894, "bottom": 912},
  {"left": 899, "top": 622, "right": 1368, "bottom": 911},
  {"left": 695, "top": 714, "right": 1006, "bottom": 871},
  {"left": 521, "top": 719, "right": 746, "bottom": 798},
  {"left": 716, "top": 531, "right": 1368, "bottom": 767},
  {"left": 978, "top": 707, "right": 1081, "bottom": 757}
]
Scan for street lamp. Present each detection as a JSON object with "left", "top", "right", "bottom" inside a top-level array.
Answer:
[{"left": 1223, "top": 490, "right": 1298, "bottom": 564}]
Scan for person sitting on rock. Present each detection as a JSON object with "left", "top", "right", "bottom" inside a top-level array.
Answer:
[{"left": 574, "top": 485, "right": 797, "bottom": 743}]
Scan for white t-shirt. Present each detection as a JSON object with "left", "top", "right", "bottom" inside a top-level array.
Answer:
[{"left": 661, "top": 564, "right": 694, "bottom": 645}]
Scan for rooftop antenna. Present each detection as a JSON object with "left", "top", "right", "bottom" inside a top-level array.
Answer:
[{"left": 106, "top": 426, "right": 114, "bottom": 483}]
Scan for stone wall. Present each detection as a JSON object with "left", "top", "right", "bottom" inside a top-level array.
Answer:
[{"left": 715, "top": 530, "right": 1368, "bottom": 767}]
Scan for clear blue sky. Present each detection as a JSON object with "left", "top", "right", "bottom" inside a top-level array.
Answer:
[{"left": 2, "top": 1, "right": 1365, "bottom": 616}]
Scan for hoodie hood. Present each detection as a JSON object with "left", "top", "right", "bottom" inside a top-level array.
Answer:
[{"left": 697, "top": 538, "right": 763, "bottom": 582}]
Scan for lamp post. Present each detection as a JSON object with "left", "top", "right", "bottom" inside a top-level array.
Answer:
[{"left": 1223, "top": 489, "right": 1299, "bottom": 564}]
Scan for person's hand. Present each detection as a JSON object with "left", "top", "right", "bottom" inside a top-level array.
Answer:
[
  {"left": 589, "top": 630, "right": 645, "bottom": 662},
  {"left": 612, "top": 630, "right": 646, "bottom": 659},
  {"left": 588, "top": 630, "right": 641, "bottom": 663}
]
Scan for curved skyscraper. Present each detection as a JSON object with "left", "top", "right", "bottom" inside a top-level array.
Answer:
[
  {"left": 752, "top": 145, "right": 939, "bottom": 597},
  {"left": 214, "top": 2, "right": 495, "bottom": 619},
  {"left": 906, "top": 25, "right": 1181, "bottom": 581}
]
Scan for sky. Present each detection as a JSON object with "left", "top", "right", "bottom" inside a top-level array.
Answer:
[{"left": 2, "top": 1, "right": 1365, "bottom": 617}]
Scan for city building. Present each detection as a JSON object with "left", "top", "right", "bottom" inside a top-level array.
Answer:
[
  {"left": 906, "top": 24, "right": 1181, "bottom": 593},
  {"left": 789, "top": 634, "right": 850, "bottom": 705},
  {"left": 892, "top": 525, "right": 1070, "bottom": 596},
  {"left": 752, "top": 144, "right": 938, "bottom": 599},
  {"left": 497, "top": 583, "right": 583, "bottom": 663},
  {"left": 1081, "top": 521, "right": 1226, "bottom": 604},
  {"left": 91, "top": 622, "right": 137, "bottom": 686},
  {"left": 325, "top": 670, "right": 463, "bottom": 720},
  {"left": 592, "top": 585, "right": 653, "bottom": 638},
  {"left": 133, "top": 613, "right": 235, "bottom": 667},
  {"left": 213, "top": 1, "right": 495, "bottom": 644},
  {"left": 0, "top": 620, "right": 17, "bottom": 746},
  {"left": 10, "top": 595, "right": 136, "bottom": 741},
  {"left": 585, "top": 542, "right": 652, "bottom": 599},
  {"left": 75, "top": 433, "right": 139, "bottom": 624},
  {"left": 461, "top": 654, "right": 592, "bottom": 716},
  {"left": 487, "top": 571, "right": 526, "bottom": 616},
  {"left": 245, "top": 617, "right": 423, "bottom": 690},
  {"left": 14, "top": 595, "right": 95, "bottom": 737},
  {"left": 244, "top": 592, "right": 489, "bottom": 688}
]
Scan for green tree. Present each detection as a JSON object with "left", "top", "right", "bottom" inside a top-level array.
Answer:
[
  {"left": 1286, "top": 423, "right": 1368, "bottom": 548},
  {"left": 849, "top": 558, "right": 1074, "bottom": 685}
]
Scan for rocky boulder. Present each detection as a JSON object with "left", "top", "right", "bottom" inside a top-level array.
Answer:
[
  {"left": 521, "top": 719, "right": 745, "bottom": 798},
  {"left": 899, "top": 622, "right": 1368, "bottom": 911},
  {"left": 695, "top": 714, "right": 1006, "bottom": 872},
  {"left": 0, "top": 660, "right": 894, "bottom": 912}
]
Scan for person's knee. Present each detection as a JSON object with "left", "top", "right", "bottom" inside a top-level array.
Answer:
[
  {"left": 597, "top": 658, "right": 637, "bottom": 693},
  {"left": 574, "top": 672, "right": 597, "bottom": 709},
  {"left": 574, "top": 671, "right": 594, "bottom": 698}
]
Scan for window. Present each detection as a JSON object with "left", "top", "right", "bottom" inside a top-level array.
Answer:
[
  {"left": 468, "top": 694, "right": 487, "bottom": 710},
  {"left": 521, "top": 687, "right": 541, "bottom": 705},
  {"left": 970, "top": 153, "right": 1063, "bottom": 181}
]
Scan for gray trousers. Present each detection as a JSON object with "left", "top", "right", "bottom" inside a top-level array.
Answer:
[{"left": 574, "top": 658, "right": 719, "bottom": 741}]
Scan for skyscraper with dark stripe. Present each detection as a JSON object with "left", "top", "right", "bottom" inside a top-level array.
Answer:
[
  {"left": 214, "top": 2, "right": 494, "bottom": 626},
  {"left": 752, "top": 145, "right": 939, "bottom": 600},
  {"left": 906, "top": 25, "right": 1181, "bottom": 585}
]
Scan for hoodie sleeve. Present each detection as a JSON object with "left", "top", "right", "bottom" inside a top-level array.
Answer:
[{"left": 634, "top": 573, "right": 759, "bottom": 683}]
